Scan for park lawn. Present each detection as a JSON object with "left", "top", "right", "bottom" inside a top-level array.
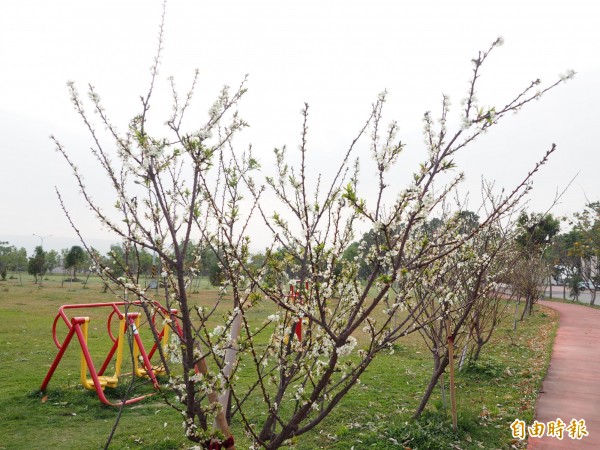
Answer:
[{"left": 0, "top": 274, "right": 557, "bottom": 449}]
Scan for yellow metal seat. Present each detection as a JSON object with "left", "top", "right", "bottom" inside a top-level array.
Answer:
[
  {"left": 80, "top": 316, "right": 126, "bottom": 391},
  {"left": 137, "top": 364, "right": 166, "bottom": 377},
  {"left": 83, "top": 376, "right": 109, "bottom": 390},
  {"left": 133, "top": 314, "right": 170, "bottom": 378},
  {"left": 99, "top": 375, "right": 119, "bottom": 388}
]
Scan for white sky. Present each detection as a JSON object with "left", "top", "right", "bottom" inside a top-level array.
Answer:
[{"left": 1, "top": 0, "right": 599, "bottom": 253}]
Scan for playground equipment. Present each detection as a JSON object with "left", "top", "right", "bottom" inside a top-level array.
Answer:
[{"left": 40, "top": 301, "right": 180, "bottom": 406}]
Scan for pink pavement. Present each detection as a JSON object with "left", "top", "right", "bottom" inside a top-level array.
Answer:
[{"left": 527, "top": 300, "right": 600, "bottom": 449}]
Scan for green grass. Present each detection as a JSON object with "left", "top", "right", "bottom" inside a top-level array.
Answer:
[
  {"left": 285, "top": 307, "right": 557, "bottom": 450},
  {"left": 0, "top": 274, "right": 558, "bottom": 449},
  {"left": 541, "top": 294, "right": 600, "bottom": 310}
]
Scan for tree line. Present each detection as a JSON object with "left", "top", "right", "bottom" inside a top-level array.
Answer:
[{"left": 0, "top": 242, "right": 225, "bottom": 285}]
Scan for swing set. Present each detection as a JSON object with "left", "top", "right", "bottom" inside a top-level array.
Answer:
[{"left": 40, "top": 301, "right": 181, "bottom": 406}]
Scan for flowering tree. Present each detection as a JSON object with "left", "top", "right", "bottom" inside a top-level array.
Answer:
[
  {"left": 53, "top": 14, "right": 572, "bottom": 448},
  {"left": 512, "top": 212, "right": 560, "bottom": 316},
  {"left": 405, "top": 210, "right": 517, "bottom": 418}
]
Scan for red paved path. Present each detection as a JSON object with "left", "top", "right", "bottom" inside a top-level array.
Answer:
[{"left": 527, "top": 300, "right": 600, "bottom": 449}]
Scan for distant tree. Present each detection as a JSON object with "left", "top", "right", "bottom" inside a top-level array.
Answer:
[
  {"left": 341, "top": 229, "right": 380, "bottom": 280},
  {"left": 241, "top": 252, "right": 268, "bottom": 283},
  {"left": 510, "top": 254, "right": 549, "bottom": 318},
  {"left": 568, "top": 272, "right": 583, "bottom": 300},
  {"left": 0, "top": 245, "right": 29, "bottom": 283},
  {"left": 516, "top": 211, "right": 560, "bottom": 252},
  {"left": 422, "top": 217, "right": 444, "bottom": 237},
  {"left": 11, "top": 247, "right": 28, "bottom": 285},
  {"left": 137, "top": 248, "right": 154, "bottom": 275},
  {"left": 341, "top": 241, "right": 359, "bottom": 264},
  {"left": 456, "top": 210, "right": 480, "bottom": 234},
  {"left": 82, "top": 249, "right": 93, "bottom": 272},
  {"left": 28, "top": 246, "right": 47, "bottom": 283},
  {"left": 100, "top": 243, "right": 154, "bottom": 281},
  {"left": 342, "top": 216, "right": 474, "bottom": 283},
  {"left": 88, "top": 247, "right": 103, "bottom": 268},
  {"left": 569, "top": 202, "right": 600, "bottom": 305},
  {"left": 546, "top": 234, "right": 575, "bottom": 299},
  {"left": 513, "top": 212, "right": 560, "bottom": 316},
  {"left": 65, "top": 245, "right": 86, "bottom": 280},
  {"left": 104, "top": 244, "right": 126, "bottom": 278},
  {"left": 0, "top": 242, "right": 11, "bottom": 280},
  {"left": 205, "top": 247, "right": 225, "bottom": 287},
  {"left": 46, "top": 250, "right": 59, "bottom": 273},
  {"left": 60, "top": 248, "right": 69, "bottom": 269}
]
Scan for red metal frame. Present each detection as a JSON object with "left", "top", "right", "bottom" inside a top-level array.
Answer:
[{"left": 40, "top": 301, "right": 182, "bottom": 407}]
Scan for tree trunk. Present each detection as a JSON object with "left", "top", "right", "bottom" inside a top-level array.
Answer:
[
  {"left": 445, "top": 318, "right": 457, "bottom": 431},
  {"left": 519, "top": 296, "right": 527, "bottom": 321},
  {"left": 413, "top": 354, "right": 446, "bottom": 419},
  {"left": 472, "top": 340, "right": 483, "bottom": 362},
  {"left": 194, "top": 345, "right": 236, "bottom": 449},
  {"left": 513, "top": 297, "right": 520, "bottom": 331}
]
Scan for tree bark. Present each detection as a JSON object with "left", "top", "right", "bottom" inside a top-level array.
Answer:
[
  {"left": 472, "top": 340, "right": 483, "bottom": 361},
  {"left": 513, "top": 297, "right": 520, "bottom": 331},
  {"left": 520, "top": 295, "right": 531, "bottom": 321},
  {"left": 413, "top": 353, "right": 447, "bottom": 419},
  {"left": 195, "top": 354, "right": 236, "bottom": 449}
]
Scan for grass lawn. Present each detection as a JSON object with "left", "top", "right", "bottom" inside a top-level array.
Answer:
[{"left": 0, "top": 274, "right": 558, "bottom": 449}]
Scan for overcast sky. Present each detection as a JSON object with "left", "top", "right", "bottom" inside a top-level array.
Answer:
[{"left": 1, "top": 0, "right": 599, "bottom": 254}]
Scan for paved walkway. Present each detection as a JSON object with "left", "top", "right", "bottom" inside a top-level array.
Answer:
[{"left": 527, "top": 300, "right": 600, "bottom": 449}]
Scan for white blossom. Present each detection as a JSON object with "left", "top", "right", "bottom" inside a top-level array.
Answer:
[
  {"left": 336, "top": 336, "right": 357, "bottom": 357},
  {"left": 210, "top": 325, "right": 226, "bottom": 338}
]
